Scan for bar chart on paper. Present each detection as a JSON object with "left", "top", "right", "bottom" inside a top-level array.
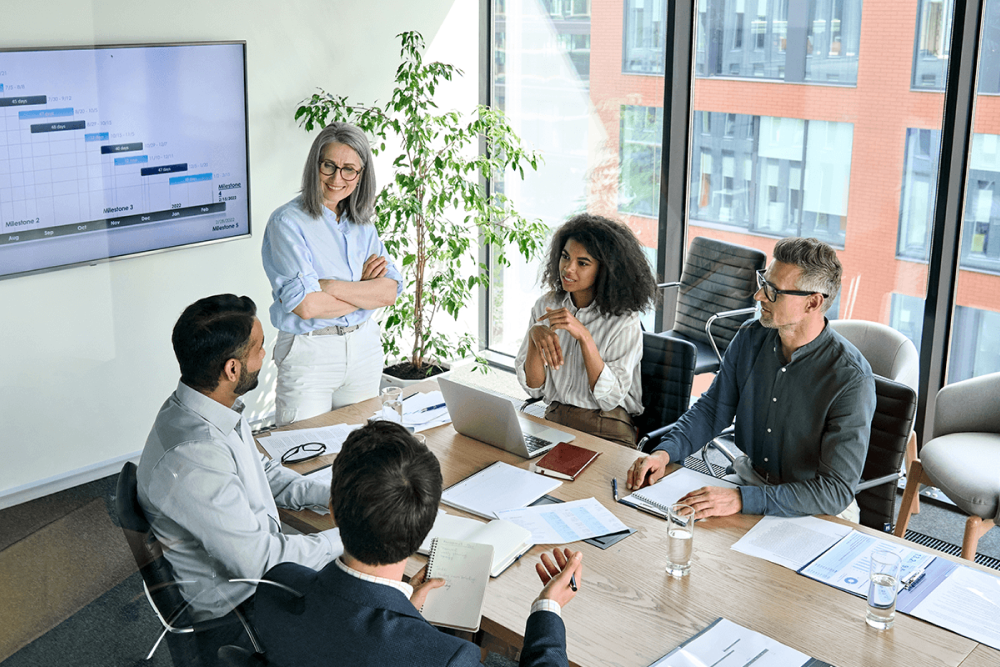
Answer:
[{"left": 0, "top": 44, "right": 249, "bottom": 277}]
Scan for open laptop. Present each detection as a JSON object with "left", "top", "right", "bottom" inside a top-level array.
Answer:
[{"left": 438, "top": 377, "right": 575, "bottom": 458}]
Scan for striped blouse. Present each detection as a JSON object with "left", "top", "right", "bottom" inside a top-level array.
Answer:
[{"left": 514, "top": 291, "right": 644, "bottom": 415}]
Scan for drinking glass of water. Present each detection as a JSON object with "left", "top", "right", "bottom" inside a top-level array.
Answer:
[
  {"left": 666, "top": 503, "right": 695, "bottom": 577},
  {"left": 380, "top": 386, "right": 404, "bottom": 423},
  {"left": 866, "top": 549, "right": 902, "bottom": 630}
]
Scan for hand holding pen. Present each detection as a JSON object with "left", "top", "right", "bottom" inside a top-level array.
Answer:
[{"left": 535, "top": 548, "right": 583, "bottom": 608}]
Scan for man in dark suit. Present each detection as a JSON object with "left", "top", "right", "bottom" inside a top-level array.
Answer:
[{"left": 255, "top": 420, "right": 583, "bottom": 667}]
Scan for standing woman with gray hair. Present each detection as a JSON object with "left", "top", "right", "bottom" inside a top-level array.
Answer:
[{"left": 263, "top": 123, "right": 402, "bottom": 425}]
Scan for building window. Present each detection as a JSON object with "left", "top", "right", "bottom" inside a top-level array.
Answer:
[
  {"left": 891, "top": 293, "right": 1000, "bottom": 383},
  {"left": 619, "top": 105, "right": 664, "bottom": 217},
  {"left": 685, "top": 110, "right": 851, "bottom": 245},
  {"left": 695, "top": 0, "right": 862, "bottom": 85},
  {"left": 897, "top": 129, "right": 1000, "bottom": 273},
  {"left": 623, "top": 0, "right": 667, "bottom": 74},
  {"left": 912, "top": 0, "right": 1000, "bottom": 93}
]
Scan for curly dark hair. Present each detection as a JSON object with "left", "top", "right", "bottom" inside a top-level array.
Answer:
[{"left": 540, "top": 213, "right": 657, "bottom": 316}]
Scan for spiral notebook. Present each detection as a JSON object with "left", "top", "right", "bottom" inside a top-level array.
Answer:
[
  {"left": 620, "top": 467, "right": 737, "bottom": 518},
  {"left": 420, "top": 537, "right": 494, "bottom": 632}
]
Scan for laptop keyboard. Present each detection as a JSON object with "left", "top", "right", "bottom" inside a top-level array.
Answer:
[{"left": 523, "top": 434, "right": 552, "bottom": 454}]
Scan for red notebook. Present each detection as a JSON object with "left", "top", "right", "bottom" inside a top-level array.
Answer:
[{"left": 530, "top": 442, "right": 601, "bottom": 481}]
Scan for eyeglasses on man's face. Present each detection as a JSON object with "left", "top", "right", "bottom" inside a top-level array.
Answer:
[
  {"left": 755, "top": 269, "right": 829, "bottom": 303},
  {"left": 318, "top": 160, "right": 362, "bottom": 182}
]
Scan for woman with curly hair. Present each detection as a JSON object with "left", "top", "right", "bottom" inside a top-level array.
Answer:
[{"left": 514, "top": 213, "right": 657, "bottom": 446}]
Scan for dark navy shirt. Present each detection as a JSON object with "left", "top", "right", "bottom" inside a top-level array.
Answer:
[{"left": 655, "top": 319, "right": 876, "bottom": 516}]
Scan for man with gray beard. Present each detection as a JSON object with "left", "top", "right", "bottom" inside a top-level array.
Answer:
[{"left": 626, "top": 237, "right": 875, "bottom": 522}]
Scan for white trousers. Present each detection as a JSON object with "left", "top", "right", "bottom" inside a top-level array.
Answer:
[{"left": 273, "top": 318, "right": 384, "bottom": 426}]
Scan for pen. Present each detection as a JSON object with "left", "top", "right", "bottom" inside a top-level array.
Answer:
[
  {"left": 406, "top": 402, "right": 447, "bottom": 415},
  {"left": 612, "top": 478, "right": 619, "bottom": 502},
  {"left": 570, "top": 573, "right": 577, "bottom": 592},
  {"left": 618, "top": 498, "right": 669, "bottom": 520}
]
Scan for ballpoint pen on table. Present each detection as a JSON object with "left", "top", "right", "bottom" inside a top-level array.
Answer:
[
  {"left": 405, "top": 402, "right": 447, "bottom": 415},
  {"left": 612, "top": 478, "right": 619, "bottom": 502}
]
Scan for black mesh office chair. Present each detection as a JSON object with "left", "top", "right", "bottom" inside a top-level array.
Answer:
[
  {"left": 660, "top": 236, "right": 766, "bottom": 375},
  {"left": 115, "top": 461, "right": 259, "bottom": 666},
  {"left": 633, "top": 333, "right": 697, "bottom": 452}
]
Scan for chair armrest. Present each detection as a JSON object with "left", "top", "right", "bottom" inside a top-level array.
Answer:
[
  {"left": 705, "top": 307, "right": 758, "bottom": 363},
  {"left": 520, "top": 397, "right": 543, "bottom": 412},
  {"left": 932, "top": 372, "right": 1000, "bottom": 437},
  {"left": 855, "top": 471, "right": 903, "bottom": 493}
]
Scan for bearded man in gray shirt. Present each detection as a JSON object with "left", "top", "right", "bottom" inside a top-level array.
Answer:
[
  {"left": 137, "top": 294, "right": 341, "bottom": 663},
  {"left": 627, "top": 237, "right": 876, "bottom": 522}
]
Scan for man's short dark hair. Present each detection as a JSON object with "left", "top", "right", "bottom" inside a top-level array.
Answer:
[
  {"left": 172, "top": 294, "right": 257, "bottom": 392},
  {"left": 330, "top": 421, "right": 442, "bottom": 565}
]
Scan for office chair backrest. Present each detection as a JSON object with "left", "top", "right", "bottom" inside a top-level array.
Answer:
[
  {"left": 856, "top": 376, "right": 916, "bottom": 532},
  {"left": 633, "top": 333, "right": 697, "bottom": 445},
  {"left": 672, "top": 237, "right": 766, "bottom": 354},
  {"left": 830, "top": 320, "right": 919, "bottom": 394},
  {"left": 115, "top": 461, "right": 194, "bottom": 630}
]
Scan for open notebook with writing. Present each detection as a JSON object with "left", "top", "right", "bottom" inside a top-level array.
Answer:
[
  {"left": 418, "top": 513, "right": 532, "bottom": 577},
  {"left": 420, "top": 538, "right": 494, "bottom": 633}
]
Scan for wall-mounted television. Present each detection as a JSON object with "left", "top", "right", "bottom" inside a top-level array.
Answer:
[{"left": 0, "top": 41, "right": 250, "bottom": 280}]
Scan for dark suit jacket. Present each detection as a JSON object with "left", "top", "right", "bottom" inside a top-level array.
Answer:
[{"left": 255, "top": 560, "right": 568, "bottom": 667}]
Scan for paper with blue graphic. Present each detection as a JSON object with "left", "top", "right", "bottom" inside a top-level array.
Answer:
[
  {"left": 495, "top": 497, "right": 628, "bottom": 544},
  {"left": 798, "top": 530, "right": 935, "bottom": 596}
]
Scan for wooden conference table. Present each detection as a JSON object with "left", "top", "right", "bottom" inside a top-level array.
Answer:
[{"left": 260, "top": 380, "right": 1000, "bottom": 667}]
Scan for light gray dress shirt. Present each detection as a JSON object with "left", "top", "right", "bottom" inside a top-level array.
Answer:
[
  {"left": 137, "top": 381, "right": 342, "bottom": 621},
  {"left": 515, "top": 291, "right": 644, "bottom": 415}
]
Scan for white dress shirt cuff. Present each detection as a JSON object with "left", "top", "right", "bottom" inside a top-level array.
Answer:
[{"left": 530, "top": 598, "right": 562, "bottom": 618}]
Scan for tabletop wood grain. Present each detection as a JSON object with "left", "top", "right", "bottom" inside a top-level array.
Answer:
[{"left": 257, "top": 380, "right": 992, "bottom": 667}]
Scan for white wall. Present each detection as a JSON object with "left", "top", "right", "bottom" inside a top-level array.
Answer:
[{"left": 0, "top": 0, "right": 479, "bottom": 506}]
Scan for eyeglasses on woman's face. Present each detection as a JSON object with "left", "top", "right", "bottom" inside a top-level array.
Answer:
[{"left": 318, "top": 160, "right": 362, "bottom": 182}]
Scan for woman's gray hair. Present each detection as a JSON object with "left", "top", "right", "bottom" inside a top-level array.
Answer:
[
  {"left": 300, "top": 123, "right": 377, "bottom": 224},
  {"left": 772, "top": 237, "right": 842, "bottom": 313}
]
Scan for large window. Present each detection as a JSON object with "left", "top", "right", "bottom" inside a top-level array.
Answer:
[
  {"left": 898, "top": 128, "right": 1000, "bottom": 273},
  {"left": 490, "top": 0, "right": 660, "bottom": 358},
  {"left": 694, "top": 0, "right": 862, "bottom": 84},
  {"left": 490, "top": 0, "right": 1000, "bottom": 411}
]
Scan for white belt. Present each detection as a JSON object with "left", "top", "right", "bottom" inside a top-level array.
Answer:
[{"left": 306, "top": 323, "right": 362, "bottom": 336}]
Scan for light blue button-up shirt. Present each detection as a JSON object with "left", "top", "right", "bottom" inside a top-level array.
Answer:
[
  {"left": 137, "top": 381, "right": 343, "bottom": 621},
  {"left": 261, "top": 197, "right": 404, "bottom": 334}
]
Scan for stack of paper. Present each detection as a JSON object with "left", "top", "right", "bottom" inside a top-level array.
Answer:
[
  {"left": 257, "top": 423, "right": 363, "bottom": 461},
  {"left": 441, "top": 461, "right": 562, "bottom": 519},
  {"left": 370, "top": 390, "right": 452, "bottom": 432}
]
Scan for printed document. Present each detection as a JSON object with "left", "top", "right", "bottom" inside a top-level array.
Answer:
[
  {"left": 731, "top": 516, "right": 854, "bottom": 570},
  {"left": 798, "top": 530, "right": 935, "bottom": 596},
  {"left": 496, "top": 498, "right": 629, "bottom": 545},
  {"left": 650, "top": 617, "right": 830, "bottom": 667},
  {"left": 908, "top": 565, "right": 1000, "bottom": 650}
]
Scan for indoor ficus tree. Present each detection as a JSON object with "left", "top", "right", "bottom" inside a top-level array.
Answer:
[{"left": 296, "top": 30, "right": 546, "bottom": 378}]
